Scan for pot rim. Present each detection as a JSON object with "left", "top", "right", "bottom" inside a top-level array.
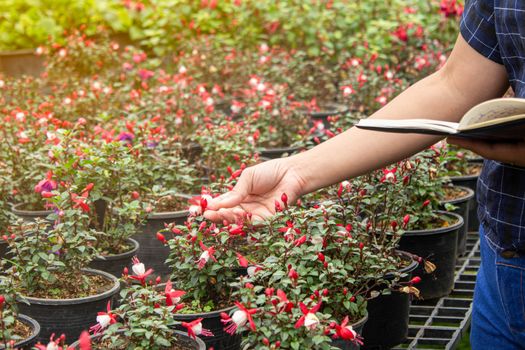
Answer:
[
  {"left": 68, "top": 329, "right": 205, "bottom": 350},
  {"left": 403, "top": 211, "right": 464, "bottom": 237},
  {"left": 17, "top": 268, "right": 120, "bottom": 305},
  {"left": 93, "top": 238, "right": 139, "bottom": 261},
  {"left": 440, "top": 185, "right": 475, "bottom": 205},
  {"left": 11, "top": 202, "right": 53, "bottom": 216},
  {"left": 304, "top": 102, "right": 349, "bottom": 118}
]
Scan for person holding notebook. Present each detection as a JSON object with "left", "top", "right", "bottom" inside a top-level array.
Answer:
[{"left": 204, "top": 1, "right": 525, "bottom": 348}]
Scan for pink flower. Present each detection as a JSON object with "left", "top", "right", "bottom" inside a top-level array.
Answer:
[
  {"left": 221, "top": 302, "right": 257, "bottom": 334},
  {"left": 181, "top": 318, "right": 214, "bottom": 339},
  {"left": 89, "top": 301, "right": 117, "bottom": 334},
  {"left": 35, "top": 171, "right": 57, "bottom": 193},
  {"left": 129, "top": 256, "right": 153, "bottom": 285}
]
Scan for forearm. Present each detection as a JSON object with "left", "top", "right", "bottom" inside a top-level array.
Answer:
[{"left": 289, "top": 36, "right": 509, "bottom": 195}]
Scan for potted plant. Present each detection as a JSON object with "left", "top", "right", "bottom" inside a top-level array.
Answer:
[
  {"left": 47, "top": 130, "right": 145, "bottom": 277},
  {"left": 397, "top": 148, "right": 464, "bottom": 300},
  {"left": 444, "top": 144, "right": 483, "bottom": 232},
  {"left": 3, "top": 179, "right": 120, "bottom": 343},
  {"left": 235, "top": 78, "right": 308, "bottom": 159},
  {"left": 0, "top": 278, "right": 40, "bottom": 350},
  {"left": 160, "top": 202, "right": 256, "bottom": 350},
  {"left": 228, "top": 194, "right": 422, "bottom": 350},
  {"left": 67, "top": 261, "right": 206, "bottom": 350}
]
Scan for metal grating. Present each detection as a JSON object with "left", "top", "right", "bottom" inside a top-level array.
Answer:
[{"left": 392, "top": 232, "right": 481, "bottom": 350}]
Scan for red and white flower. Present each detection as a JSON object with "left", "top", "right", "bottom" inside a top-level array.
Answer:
[
  {"left": 196, "top": 241, "right": 217, "bottom": 270},
  {"left": 89, "top": 301, "right": 117, "bottom": 334},
  {"left": 129, "top": 256, "right": 153, "bottom": 285},
  {"left": 294, "top": 301, "right": 322, "bottom": 330},
  {"left": 331, "top": 316, "right": 363, "bottom": 345},
  {"left": 221, "top": 302, "right": 257, "bottom": 335},
  {"left": 181, "top": 318, "right": 214, "bottom": 339}
]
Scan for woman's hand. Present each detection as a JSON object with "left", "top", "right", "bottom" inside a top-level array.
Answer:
[
  {"left": 203, "top": 158, "right": 307, "bottom": 223},
  {"left": 447, "top": 137, "right": 525, "bottom": 167}
]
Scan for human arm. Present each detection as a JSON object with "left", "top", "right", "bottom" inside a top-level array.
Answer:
[{"left": 205, "top": 34, "right": 509, "bottom": 222}]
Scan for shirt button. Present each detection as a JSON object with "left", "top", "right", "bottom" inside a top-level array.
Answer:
[{"left": 501, "top": 250, "right": 518, "bottom": 259}]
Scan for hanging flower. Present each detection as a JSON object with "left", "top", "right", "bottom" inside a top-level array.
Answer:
[
  {"left": 221, "top": 302, "right": 257, "bottom": 334},
  {"left": 35, "top": 171, "right": 57, "bottom": 193},
  {"left": 164, "top": 280, "right": 186, "bottom": 310},
  {"left": 331, "top": 316, "right": 363, "bottom": 345},
  {"left": 181, "top": 318, "right": 214, "bottom": 339},
  {"left": 89, "top": 301, "right": 117, "bottom": 334},
  {"left": 129, "top": 256, "right": 153, "bottom": 285},
  {"left": 294, "top": 301, "right": 322, "bottom": 330},
  {"left": 196, "top": 241, "right": 217, "bottom": 270}
]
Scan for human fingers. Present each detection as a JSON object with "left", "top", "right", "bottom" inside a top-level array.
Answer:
[{"left": 207, "top": 168, "right": 253, "bottom": 211}]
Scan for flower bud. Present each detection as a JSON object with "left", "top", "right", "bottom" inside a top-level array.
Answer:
[
  {"left": 281, "top": 193, "right": 288, "bottom": 207},
  {"left": 131, "top": 191, "right": 140, "bottom": 199},
  {"left": 317, "top": 252, "right": 325, "bottom": 262},
  {"left": 410, "top": 276, "right": 422, "bottom": 285}
]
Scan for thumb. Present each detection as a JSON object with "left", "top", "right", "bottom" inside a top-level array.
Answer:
[{"left": 207, "top": 174, "right": 251, "bottom": 210}]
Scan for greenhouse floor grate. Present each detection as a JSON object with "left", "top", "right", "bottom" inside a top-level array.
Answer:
[{"left": 392, "top": 232, "right": 481, "bottom": 350}]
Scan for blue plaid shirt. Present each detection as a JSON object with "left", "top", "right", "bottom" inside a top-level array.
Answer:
[{"left": 460, "top": 0, "right": 525, "bottom": 255}]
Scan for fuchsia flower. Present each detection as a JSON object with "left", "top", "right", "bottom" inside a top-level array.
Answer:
[
  {"left": 34, "top": 333, "right": 66, "bottom": 350},
  {"left": 89, "top": 301, "right": 117, "bottom": 334},
  {"left": 236, "top": 252, "right": 249, "bottom": 268},
  {"left": 196, "top": 241, "right": 217, "bottom": 270},
  {"left": 35, "top": 171, "right": 57, "bottom": 194},
  {"left": 129, "top": 256, "right": 153, "bottom": 285},
  {"left": 70, "top": 191, "right": 90, "bottom": 213},
  {"left": 78, "top": 331, "right": 92, "bottom": 350},
  {"left": 181, "top": 318, "right": 214, "bottom": 339},
  {"left": 331, "top": 316, "right": 363, "bottom": 345},
  {"left": 221, "top": 302, "right": 257, "bottom": 334},
  {"left": 294, "top": 301, "right": 322, "bottom": 330},
  {"left": 380, "top": 167, "right": 397, "bottom": 183},
  {"left": 164, "top": 280, "right": 186, "bottom": 310}
]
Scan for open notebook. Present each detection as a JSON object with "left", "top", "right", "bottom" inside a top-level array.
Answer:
[{"left": 356, "top": 98, "right": 525, "bottom": 141}]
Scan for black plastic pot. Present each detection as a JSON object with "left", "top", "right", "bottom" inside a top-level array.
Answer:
[
  {"left": 133, "top": 195, "right": 190, "bottom": 278},
  {"left": 69, "top": 329, "right": 205, "bottom": 349},
  {"left": 11, "top": 203, "right": 53, "bottom": 223},
  {"left": 0, "top": 49, "right": 44, "bottom": 77},
  {"left": 332, "top": 314, "right": 368, "bottom": 350},
  {"left": 173, "top": 305, "right": 242, "bottom": 350},
  {"left": 258, "top": 146, "right": 301, "bottom": 159},
  {"left": 182, "top": 142, "right": 203, "bottom": 163},
  {"left": 439, "top": 186, "right": 474, "bottom": 257},
  {"left": 304, "top": 103, "right": 349, "bottom": 132},
  {"left": 361, "top": 252, "right": 419, "bottom": 350},
  {"left": 450, "top": 160, "right": 482, "bottom": 231},
  {"left": 17, "top": 268, "right": 120, "bottom": 343},
  {"left": 89, "top": 238, "right": 139, "bottom": 278},
  {"left": 0, "top": 314, "right": 41, "bottom": 350},
  {"left": 398, "top": 211, "right": 463, "bottom": 300}
]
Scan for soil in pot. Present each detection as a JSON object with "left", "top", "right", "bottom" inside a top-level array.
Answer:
[
  {"left": 450, "top": 161, "right": 482, "bottom": 232},
  {"left": 398, "top": 212, "right": 463, "bottom": 300},
  {"left": 69, "top": 329, "right": 205, "bottom": 350},
  {"left": 0, "top": 314, "right": 41, "bottom": 350},
  {"left": 440, "top": 186, "right": 474, "bottom": 257},
  {"left": 10, "top": 203, "right": 53, "bottom": 223},
  {"left": 332, "top": 314, "right": 368, "bottom": 350},
  {"left": 361, "top": 252, "right": 419, "bottom": 350},
  {"left": 134, "top": 194, "right": 190, "bottom": 278},
  {"left": 89, "top": 238, "right": 140, "bottom": 277},
  {"left": 17, "top": 268, "right": 120, "bottom": 343}
]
